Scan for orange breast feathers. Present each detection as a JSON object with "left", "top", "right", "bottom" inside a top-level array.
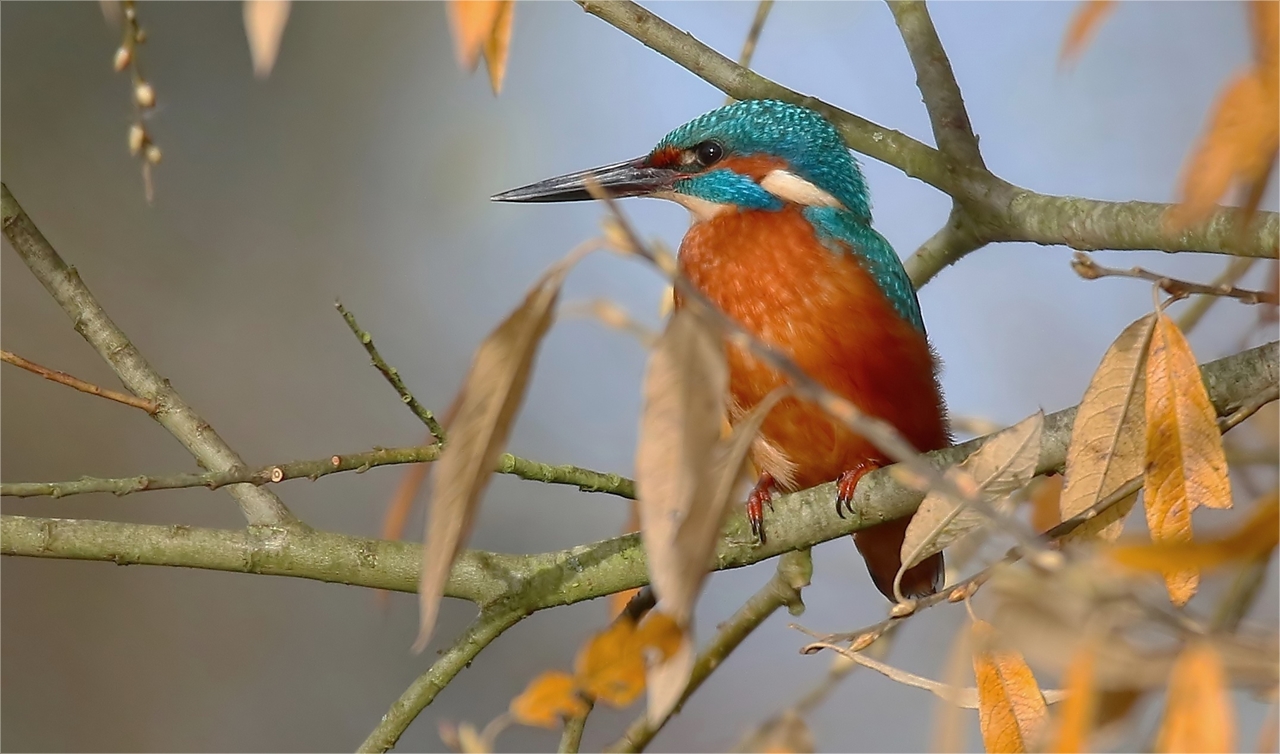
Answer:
[{"left": 675, "top": 206, "right": 949, "bottom": 492}]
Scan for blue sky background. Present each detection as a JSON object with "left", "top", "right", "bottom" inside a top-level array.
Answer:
[{"left": 3, "top": 2, "right": 1276, "bottom": 751}]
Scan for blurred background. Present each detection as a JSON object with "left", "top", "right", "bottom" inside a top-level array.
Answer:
[{"left": 2, "top": 2, "right": 1276, "bottom": 751}]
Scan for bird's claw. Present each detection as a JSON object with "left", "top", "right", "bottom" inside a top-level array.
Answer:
[
  {"left": 746, "top": 473, "right": 776, "bottom": 544},
  {"left": 835, "top": 461, "right": 880, "bottom": 520}
]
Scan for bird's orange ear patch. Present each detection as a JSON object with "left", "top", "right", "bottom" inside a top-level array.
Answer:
[{"left": 718, "top": 154, "right": 788, "bottom": 181}]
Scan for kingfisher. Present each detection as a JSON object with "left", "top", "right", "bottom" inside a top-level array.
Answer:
[{"left": 493, "top": 99, "right": 950, "bottom": 601}]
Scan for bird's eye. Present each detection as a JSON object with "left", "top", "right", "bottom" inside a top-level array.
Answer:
[{"left": 693, "top": 140, "right": 724, "bottom": 167}]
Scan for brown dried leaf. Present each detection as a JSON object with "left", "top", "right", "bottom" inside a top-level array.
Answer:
[
  {"left": 415, "top": 249, "right": 586, "bottom": 651},
  {"left": 482, "top": 0, "right": 514, "bottom": 94},
  {"left": 1048, "top": 640, "right": 1098, "bottom": 753},
  {"left": 900, "top": 411, "right": 1044, "bottom": 575},
  {"left": 1156, "top": 642, "right": 1236, "bottom": 753},
  {"left": 446, "top": 0, "right": 502, "bottom": 69},
  {"left": 1110, "top": 490, "right": 1278, "bottom": 574},
  {"left": 972, "top": 619, "right": 1050, "bottom": 753},
  {"left": 1060, "top": 0, "right": 1116, "bottom": 65},
  {"left": 644, "top": 634, "right": 694, "bottom": 726},
  {"left": 243, "top": 0, "right": 291, "bottom": 78},
  {"left": 509, "top": 671, "right": 589, "bottom": 729},
  {"left": 1061, "top": 314, "right": 1155, "bottom": 542},
  {"left": 1144, "top": 311, "right": 1233, "bottom": 605}
]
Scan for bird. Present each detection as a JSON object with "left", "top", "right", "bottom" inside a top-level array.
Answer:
[{"left": 492, "top": 99, "right": 950, "bottom": 601}]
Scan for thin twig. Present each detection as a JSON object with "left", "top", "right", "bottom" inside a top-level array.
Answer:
[
  {"left": 1072, "top": 252, "right": 1280, "bottom": 305},
  {"left": 2, "top": 183, "right": 296, "bottom": 527},
  {"left": 606, "top": 550, "right": 812, "bottom": 753},
  {"left": 573, "top": 0, "right": 1279, "bottom": 261},
  {"left": 336, "top": 300, "right": 447, "bottom": 445},
  {"left": 724, "top": 0, "right": 774, "bottom": 106},
  {"left": 358, "top": 608, "right": 524, "bottom": 753},
  {"left": 1, "top": 349, "right": 158, "bottom": 413},
  {"left": 1, "top": 444, "right": 636, "bottom": 500},
  {"left": 115, "top": 0, "right": 162, "bottom": 201},
  {"left": 558, "top": 698, "right": 594, "bottom": 754},
  {"left": 1178, "top": 257, "right": 1260, "bottom": 333}
]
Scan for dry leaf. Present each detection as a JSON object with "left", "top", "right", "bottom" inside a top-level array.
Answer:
[
  {"left": 645, "top": 634, "right": 694, "bottom": 727},
  {"left": 900, "top": 411, "right": 1044, "bottom": 578},
  {"left": 1029, "top": 474, "right": 1064, "bottom": 534},
  {"left": 1060, "top": 314, "right": 1155, "bottom": 543},
  {"left": 243, "top": 0, "right": 291, "bottom": 78},
  {"left": 1156, "top": 642, "right": 1236, "bottom": 753},
  {"left": 575, "top": 618, "right": 647, "bottom": 707},
  {"left": 1060, "top": 0, "right": 1116, "bottom": 64},
  {"left": 483, "top": 0, "right": 514, "bottom": 94},
  {"left": 1110, "top": 490, "right": 1278, "bottom": 574},
  {"left": 736, "top": 710, "right": 816, "bottom": 754},
  {"left": 446, "top": 0, "right": 502, "bottom": 69},
  {"left": 972, "top": 619, "right": 1050, "bottom": 753},
  {"left": 1048, "top": 641, "right": 1098, "bottom": 753},
  {"left": 1144, "top": 311, "right": 1233, "bottom": 606},
  {"left": 510, "top": 671, "right": 589, "bottom": 729},
  {"left": 415, "top": 249, "right": 587, "bottom": 651}
]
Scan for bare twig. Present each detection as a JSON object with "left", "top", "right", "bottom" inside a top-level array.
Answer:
[
  {"left": 606, "top": 549, "right": 813, "bottom": 753},
  {"left": 558, "top": 698, "right": 594, "bottom": 754},
  {"left": 337, "top": 300, "right": 447, "bottom": 445},
  {"left": 573, "top": 0, "right": 1279, "bottom": 263},
  {"left": 1178, "top": 257, "right": 1260, "bottom": 333},
  {"left": 724, "top": 0, "right": 774, "bottom": 105},
  {"left": 1, "top": 444, "right": 635, "bottom": 500},
  {"left": 1072, "top": 252, "right": 1279, "bottom": 305},
  {"left": 2, "top": 183, "right": 296, "bottom": 527},
  {"left": 1, "top": 349, "right": 158, "bottom": 413},
  {"left": 115, "top": 0, "right": 162, "bottom": 201},
  {"left": 358, "top": 608, "right": 525, "bottom": 753}
]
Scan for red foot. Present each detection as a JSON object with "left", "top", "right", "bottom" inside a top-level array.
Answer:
[
  {"left": 835, "top": 460, "right": 881, "bottom": 519},
  {"left": 746, "top": 472, "right": 776, "bottom": 544}
]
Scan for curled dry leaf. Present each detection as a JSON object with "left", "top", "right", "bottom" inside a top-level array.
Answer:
[
  {"left": 898, "top": 411, "right": 1044, "bottom": 579},
  {"left": 415, "top": 248, "right": 588, "bottom": 652},
  {"left": 1060, "top": 314, "right": 1155, "bottom": 543},
  {"left": 243, "top": 0, "right": 291, "bottom": 78},
  {"left": 1143, "top": 311, "right": 1233, "bottom": 606},
  {"left": 1156, "top": 642, "right": 1236, "bottom": 753},
  {"left": 1109, "top": 490, "right": 1278, "bottom": 574},
  {"left": 1059, "top": 0, "right": 1116, "bottom": 64},
  {"left": 509, "top": 671, "right": 589, "bottom": 729},
  {"left": 972, "top": 619, "right": 1050, "bottom": 753}
]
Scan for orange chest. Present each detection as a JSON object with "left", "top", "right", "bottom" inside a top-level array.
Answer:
[{"left": 675, "top": 207, "right": 949, "bottom": 486}]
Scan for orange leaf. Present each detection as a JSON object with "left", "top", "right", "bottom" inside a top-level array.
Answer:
[
  {"left": 447, "top": 0, "right": 503, "bottom": 70},
  {"left": 510, "top": 670, "right": 589, "bottom": 729},
  {"left": 1048, "top": 641, "right": 1098, "bottom": 753},
  {"left": 633, "top": 610, "right": 683, "bottom": 663},
  {"left": 1251, "top": 0, "right": 1278, "bottom": 83},
  {"left": 1060, "top": 0, "right": 1116, "bottom": 65},
  {"left": 1143, "top": 311, "right": 1233, "bottom": 605},
  {"left": 1030, "top": 474, "right": 1064, "bottom": 534},
  {"left": 1110, "top": 491, "right": 1278, "bottom": 573},
  {"left": 482, "top": 0, "right": 514, "bottom": 94},
  {"left": 1156, "top": 642, "right": 1236, "bottom": 753},
  {"left": 972, "top": 619, "right": 1049, "bottom": 753},
  {"left": 574, "top": 619, "right": 647, "bottom": 707},
  {"left": 1168, "top": 69, "right": 1279, "bottom": 228}
]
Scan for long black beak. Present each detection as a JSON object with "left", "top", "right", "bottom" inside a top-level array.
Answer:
[{"left": 491, "top": 157, "right": 677, "bottom": 203}]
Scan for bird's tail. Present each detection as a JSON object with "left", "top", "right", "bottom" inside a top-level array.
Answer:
[{"left": 853, "top": 516, "right": 943, "bottom": 600}]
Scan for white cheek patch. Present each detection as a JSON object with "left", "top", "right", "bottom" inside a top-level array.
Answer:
[
  {"left": 654, "top": 190, "right": 734, "bottom": 222},
  {"left": 759, "top": 170, "right": 844, "bottom": 209}
]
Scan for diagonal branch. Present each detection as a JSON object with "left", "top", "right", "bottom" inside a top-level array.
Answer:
[
  {"left": 1, "top": 349, "right": 159, "bottom": 414},
  {"left": 1, "top": 183, "right": 296, "bottom": 528}
]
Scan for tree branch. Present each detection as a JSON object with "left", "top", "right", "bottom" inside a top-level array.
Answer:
[
  {"left": 1178, "top": 258, "right": 1260, "bottom": 333},
  {"left": 573, "top": 1, "right": 1279, "bottom": 263},
  {"left": 1, "top": 444, "right": 635, "bottom": 500},
  {"left": 1072, "top": 252, "right": 1279, "bottom": 305},
  {"left": 606, "top": 549, "right": 813, "bottom": 754},
  {"left": 357, "top": 607, "right": 525, "bottom": 753},
  {"left": 1, "top": 349, "right": 159, "bottom": 414},
  {"left": 1, "top": 182, "right": 297, "bottom": 528},
  {"left": 905, "top": 204, "right": 984, "bottom": 287},
  {"left": 4, "top": 342, "right": 1274, "bottom": 614}
]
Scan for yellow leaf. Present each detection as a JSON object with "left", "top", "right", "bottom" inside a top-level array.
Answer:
[
  {"left": 446, "top": 0, "right": 503, "bottom": 70},
  {"left": 972, "top": 619, "right": 1049, "bottom": 753},
  {"left": 1143, "top": 312, "right": 1233, "bottom": 605},
  {"left": 415, "top": 248, "right": 589, "bottom": 651},
  {"left": 1156, "top": 642, "right": 1236, "bottom": 753},
  {"left": 243, "top": 1, "right": 291, "bottom": 78},
  {"left": 633, "top": 610, "right": 683, "bottom": 662},
  {"left": 482, "top": 0, "right": 514, "bottom": 94},
  {"left": 900, "top": 411, "right": 1044, "bottom": 578},
  {"left": 1110, "top": 491, "right": 1278, "bottom": 574},
  {"left": 1060, "top": 0, "right": 1116, "bottom": 64},
  {"left": 575, "top": 619, "right": 647, "bottom": 707},
  {"left": 510, "top": 671, "right": 589, "bottom": 729},
  {"left": 1060, "top": 314, "right": 1155, "bottom": 543},
  {"left": 1168, "top": 69, "right": 1279, "bottom": 229},
  {"left": 1048, "top": 641, "right": 1098, "bottom": 753}
]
